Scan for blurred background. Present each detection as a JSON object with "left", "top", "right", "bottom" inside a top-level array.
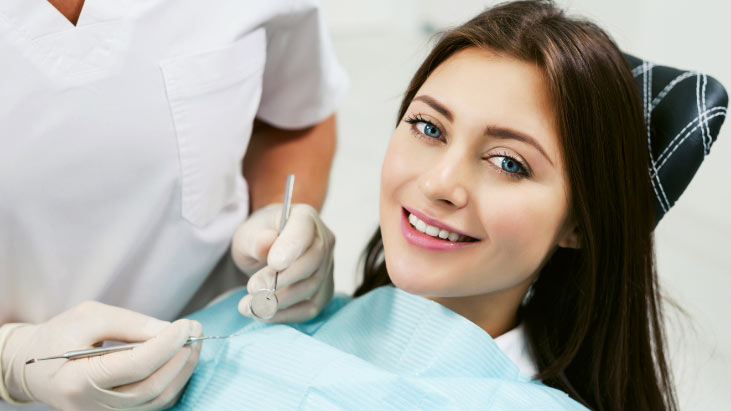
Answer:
[{"left": 316, "top": 0, "right": 731, "bottom": 409}]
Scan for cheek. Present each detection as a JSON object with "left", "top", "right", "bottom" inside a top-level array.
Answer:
[
  {"left": 380, "top": 132, "right": 420, "bottom": 211},
  {"left": 481, "top": 186, "right": 568, "bottom": 266},
  {"left": 379, "top": 135, "right": 408, "bottom": 263},
  {"left": 379, "top": 141, "right": 399, "bottom": 218},
  {"left": 380, "top": 144, "right": 399, "bottom": 201}
]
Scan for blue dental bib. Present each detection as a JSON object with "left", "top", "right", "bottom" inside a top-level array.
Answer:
[{"left": 174, "top": 286, "right": 585, "bottom": 410}]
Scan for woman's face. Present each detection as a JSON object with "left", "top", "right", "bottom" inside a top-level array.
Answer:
[{"left": 380, "top": 48, "right": 578, "bottom": 323}]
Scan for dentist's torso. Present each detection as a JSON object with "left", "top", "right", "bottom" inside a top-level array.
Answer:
[{"left": 0, "top": 0, "right": 344, "bottom": 324}]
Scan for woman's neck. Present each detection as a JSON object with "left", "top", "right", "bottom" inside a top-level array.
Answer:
[{"left": 426, "top": 277, "right": 533, "bottom": 338}]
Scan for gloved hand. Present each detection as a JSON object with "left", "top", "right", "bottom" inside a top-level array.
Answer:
[
  {"left": 0, "top": 301, "right": 202, "bottom": 410},
  {"left": 231, "top": 203, "right": 335, "bottom": 323}
]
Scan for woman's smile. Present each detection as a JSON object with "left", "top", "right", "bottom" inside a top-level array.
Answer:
[{"left": 400, "top": 206, "right": 480, "bottom": 251}]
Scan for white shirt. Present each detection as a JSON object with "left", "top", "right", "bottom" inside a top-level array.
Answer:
[
  {"left": 494, "top": 324, "right": 539, "bottom": 378},
  {"left": 0, "top": 0, "right": 348, "bottom": 324}
]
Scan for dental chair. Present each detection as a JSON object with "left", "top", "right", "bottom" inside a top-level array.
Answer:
[{"left": 624, "top": 54, "right": 728, "bottom": 224}]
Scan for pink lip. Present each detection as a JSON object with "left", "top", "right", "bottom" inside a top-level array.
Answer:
[{"left": 400, "top": 209, "right": 479, "bottom": 251}]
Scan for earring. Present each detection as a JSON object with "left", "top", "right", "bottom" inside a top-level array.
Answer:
[{"left": 520, "top": 279, "right": 537, "bottom": 306}]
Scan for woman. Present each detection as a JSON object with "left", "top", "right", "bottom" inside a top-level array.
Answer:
[
  {"left": 174, "top": 1, "right": 679, "bottom": 409},
  {"left": 54, "top": 1, "right": 687, "bottom": 409},
  {"left": 355, "top": 0, "right": 675, "bottom": 408}
]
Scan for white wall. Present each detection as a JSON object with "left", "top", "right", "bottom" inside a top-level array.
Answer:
[{"left": 318, "top": 1, "right": 731, "bottom": 409}]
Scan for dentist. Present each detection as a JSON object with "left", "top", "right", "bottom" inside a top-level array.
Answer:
[{"left": 0, "top": 0, "right": 347, "bottom": 409}]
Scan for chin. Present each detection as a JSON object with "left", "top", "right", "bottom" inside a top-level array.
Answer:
[
  {"left": 385, "top": 256, "right": 424, "bottom": 294},
  {"left": 384, "top": 255, "right": 454, "bottom": 297}
]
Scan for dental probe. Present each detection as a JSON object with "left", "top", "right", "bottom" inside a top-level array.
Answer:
[{"left": 25, "top": 335, "right": 229, "bottom": 365}]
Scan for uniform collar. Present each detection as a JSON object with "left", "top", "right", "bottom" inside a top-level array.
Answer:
[
  {"left": 0, "top": 0, "right": 131, "bottom": 39},
  {"left": 494, "top": 323, "right": 539, "bottom": 378}
]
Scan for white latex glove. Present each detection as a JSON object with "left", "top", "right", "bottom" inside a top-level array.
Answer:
[
  {"left": 0, "top": 301, "right": 202, "bottom": 410},
  {"left": 231, "top": 203, "right": 335, "bottom": 323}
]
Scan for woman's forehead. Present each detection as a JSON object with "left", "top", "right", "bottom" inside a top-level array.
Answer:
[{"left": 416, "top": 48, "right": 559, "bottom": 156}]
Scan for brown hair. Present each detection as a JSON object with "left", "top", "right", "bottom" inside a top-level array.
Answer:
[{"left": 355, "top": 1, "right": 676, "bottom": 409}]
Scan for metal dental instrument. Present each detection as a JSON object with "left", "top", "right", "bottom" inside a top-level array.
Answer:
[
  {"left": 25, "top": 335, "right": 230, "bottom": 365},
  {"left": 250, "top": 174, "right": 295, "bottom": 320}
]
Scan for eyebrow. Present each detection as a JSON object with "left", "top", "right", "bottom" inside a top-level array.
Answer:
[
  {"left": 413, "top": 95, "right": 453, "bottom": 122},
  {"left": 484, "top": 125, "right": 554, "bottom": 167},
  {"left": 412, "top": 94, "right": 554, "bottom": 166}
]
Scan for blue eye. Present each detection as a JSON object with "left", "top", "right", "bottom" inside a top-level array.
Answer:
[
  {"left": 501, "top": 157, "right": 522, "bottom": 173},
  {"left": 416, "top": 121, "right": 442, "bottom": 139},
  {"left": 487, "top": 155, "right": 528, "bottom": 178}
]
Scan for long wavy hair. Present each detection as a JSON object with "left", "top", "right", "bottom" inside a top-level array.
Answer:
[{"left": 354, "top": 1, "right": 676, "bottom": 410}]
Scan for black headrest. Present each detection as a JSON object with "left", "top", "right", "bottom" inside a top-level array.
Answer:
[{"left": 624, "top": 54, "right": 728, "bottom": 226}]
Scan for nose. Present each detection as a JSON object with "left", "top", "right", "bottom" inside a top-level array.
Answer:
[{"left": 417, "top": 152, "right": 469, "bottom": 208}]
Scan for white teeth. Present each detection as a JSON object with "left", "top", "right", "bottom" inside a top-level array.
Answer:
[
  {"left": 425, "top": 225, "right": 440, "bottom": 236},
  {"left": 408, "top": 213, "right": 418, "bottom": 226},
  {"left": 407, "top": 212, "right": 471, "bottom": 242}
]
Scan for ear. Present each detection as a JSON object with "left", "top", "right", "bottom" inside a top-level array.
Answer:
[{"left": 557, "top": 223, "right": 581, "bottom": 249}]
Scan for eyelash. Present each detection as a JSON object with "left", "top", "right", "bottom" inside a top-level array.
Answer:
[
  {"left": 404, "top": 114, "right": 444, "bottom": 143},
  {"left": 403, "top": 114, "right": 532, "bottom": 180}
]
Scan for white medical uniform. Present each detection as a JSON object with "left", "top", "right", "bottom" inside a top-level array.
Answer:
[{"left": 0, "top": 0, "right": 348, "bottom": 325}]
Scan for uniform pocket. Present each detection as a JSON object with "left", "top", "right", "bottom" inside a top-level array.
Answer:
[{"left": 161, "top": 28, "right": 266, "bottom": 227}]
